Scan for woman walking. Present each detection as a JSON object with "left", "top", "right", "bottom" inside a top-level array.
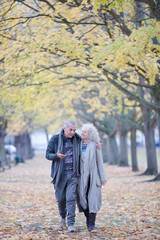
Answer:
[{"left": 78, "top": 123, "right": 106, "bottom": 232}]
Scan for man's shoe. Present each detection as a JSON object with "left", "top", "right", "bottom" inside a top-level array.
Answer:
[
  {"left": 59, "top": 218, "right": 66, "bottom": 228},
  {"left": 89, "top": 225, "right": 96, "bottom": 232},
  {"left": 68, "top": 226, "right": 75, "bottom": 232}
]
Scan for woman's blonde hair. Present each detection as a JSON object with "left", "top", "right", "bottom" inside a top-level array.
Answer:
[{"left": 81, "top": 123, "right": 100, "bottom": 143}]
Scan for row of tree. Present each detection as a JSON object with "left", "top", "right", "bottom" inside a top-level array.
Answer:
[{"left": 0, "top": 0, "right": 160, "bottom": 179}]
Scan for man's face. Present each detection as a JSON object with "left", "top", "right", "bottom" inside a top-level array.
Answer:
[{"left": 64, "top": 123, "right": 76, "bottom": 138}]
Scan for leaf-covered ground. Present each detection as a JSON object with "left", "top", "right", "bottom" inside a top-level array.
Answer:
[{"left": 0, "top": 153, "right": 160, "bottom": 240}]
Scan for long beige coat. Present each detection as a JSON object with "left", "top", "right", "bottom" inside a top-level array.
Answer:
[{"left": 78, "top": 141, "right": 106, "bottom": 213}]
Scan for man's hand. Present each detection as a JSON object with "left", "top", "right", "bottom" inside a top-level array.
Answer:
[
  {"left": 96, "top": 142, "right": 102, "bottom": 149},
  {"left": 57, "top": 150, "right": 67, "bottom": 159}
]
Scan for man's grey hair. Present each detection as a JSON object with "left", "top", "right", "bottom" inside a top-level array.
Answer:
[{"left": 64, "top": 120, "right": 77, "bottom": 128}]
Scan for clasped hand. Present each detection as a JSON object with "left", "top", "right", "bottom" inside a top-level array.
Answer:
[{"left": 102, "top": 180, "right": 106, "bottom": 186}]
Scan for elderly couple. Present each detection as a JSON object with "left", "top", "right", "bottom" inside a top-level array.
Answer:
[{"left": 46, "top": 120, "right": 106, "bottom": 233}]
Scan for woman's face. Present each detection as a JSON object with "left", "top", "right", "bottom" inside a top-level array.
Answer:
[{"left": 81, "top": 129, "right": 89, "bottom": 141}]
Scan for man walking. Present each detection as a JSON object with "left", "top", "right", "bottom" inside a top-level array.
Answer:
[{"left": 46, "top": 120, "right": 81, "bottom": 232}]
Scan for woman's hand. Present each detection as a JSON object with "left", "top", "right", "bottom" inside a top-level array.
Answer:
[{"left": 102, "top": 180, "right": 106, "bottom": 186}]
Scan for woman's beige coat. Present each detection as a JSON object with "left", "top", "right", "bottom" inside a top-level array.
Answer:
[{"left": 78, "top": 141, "right": 106, "bottom": 213}]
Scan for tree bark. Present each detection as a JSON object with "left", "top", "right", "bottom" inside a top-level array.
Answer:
[
  {"left": 131, "top": 129, "right": 139, "bottom": 171},
  {"left": 44, "top": 127, "right": 49, "bottom": 144},
  {"left": 23, "top": 131, "right": 33, "bottom": 159},
  {"left": 15, "top": 131, "right": 33, "bottom": 162},
  {"left": 15, "top": 134, "right": 25, "bottom": 163},
  {"left": 0, "top": 118, "right": 7, "bottom": 170},
  {"left": 102, "top": 137, "right": 108, "bottom": 163},
  {"left": 147, "top": 0, "right": 160, "bottom": 20},
  {"left": 107, "top": 135, "right": 119, "bottom": 165},
  {"left": 157, "top": 113, "right": 160, "bottom": 153},
  {"left": 141, "top": 106, "right": 158, "bottom": 175},
  {"left": 0, "top": 134, "right": 6, "bottom": 171},
  {"left": 152, "top": 173, "right": 160, "bottom": 181},
  {"left": 119, "top": 131, "right": 129, "bottom": 166}
]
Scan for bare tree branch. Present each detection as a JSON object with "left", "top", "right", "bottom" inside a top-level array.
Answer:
[
  {"left": 15, "top": 0, "right": 40, "bottom": 12},
  {"left": 79, "top": 25, "right": 98, "bottom": 40},
  {"left": 102, "top": 68, "right": 160, "bottom": 113},
  {"left": 0, "top": 13, "right": 52, "bottom": 23},
  {"left": 107, "top": 9, "right": 132, "bottom": 36},
  {"left": 0, "top": 2, "right": 15, "bottom": 18},
  {"left": 0, "top": 33, "right": 16, "bottom": 41},
  {"left": 120, "top": 78, "right": 154, "bottom": 89},
  {"left": 38, "top": 0, "right": 55, "bottom": 11}
]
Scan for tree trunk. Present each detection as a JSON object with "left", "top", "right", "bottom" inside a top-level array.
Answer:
[
  {"left": 0, "top": 134, "right": 6, "bottom": 171},
  {"left": 15, "top": 131, "right": 33, "bottom": 162},
  {"left": 131, "top": 129, "right": 139, "bottom": 171},
  {"left": 119, "top": 131, "right": 129, "bottom": 166},
  {"left": 157, "top": 113, "right": 160, "bottom": 153},
  {"left": 151, "top": 113, "right": 160, "bottom": 180},
  {"left": 0, "top": 118, "right": 8, "bottom": 170},
  {"left": 44, "top": 127, "right": 49, "bottom": 144},
  {"left": 152, "top": 173, "right": 160, "bottom": 181},
  {"left": 15, "top": 134, "right": 25, "bottom": 163},
  {"left": 141, "top": 107, "right": 158, "bottom": 175},
  {"left": 107, "top": 135, "right": 119, "bottom": 165},
  {"left": 136, "top": 3, "right": 157, "bottom": 174},
  {"left": 138, "top": 76, "right": 158, "bottom": 175},
  {"left": 147, "top": 0, "right": 160, "bottom": 20},
  {"left": 102, "top": 138, "right": 108, "bottom": 163},
  {"left": 23, "top": 131, "right": 33, "bottom": 160}
]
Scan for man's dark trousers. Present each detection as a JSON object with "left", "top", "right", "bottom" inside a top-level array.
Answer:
[{"left": 54, "top": 171, "right": 78, "bottom": 227}]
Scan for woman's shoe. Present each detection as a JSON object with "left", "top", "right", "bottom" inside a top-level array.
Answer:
[
  {"left": 88, "top": 212, "right": 96, "bottom": 231},
  {"left": 86, "top": 217, "right": 89, "bottom": 228},
  {"left": 59, "top": 218, "right": 66, "bottom": 228}
]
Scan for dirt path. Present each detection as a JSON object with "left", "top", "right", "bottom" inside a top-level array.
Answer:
[{"left": 0, "top": 154, "right": 159, "bottom": 239}]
